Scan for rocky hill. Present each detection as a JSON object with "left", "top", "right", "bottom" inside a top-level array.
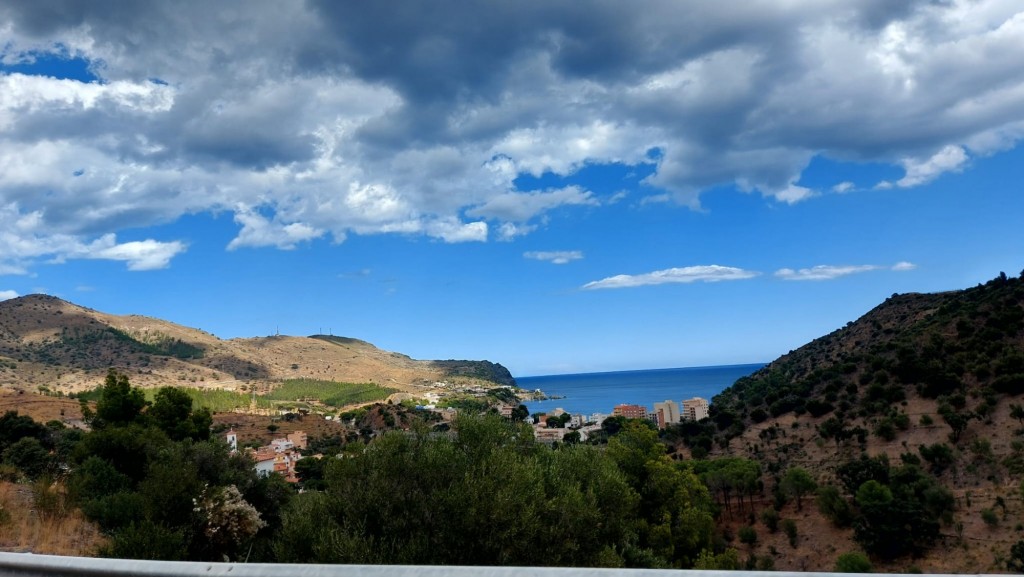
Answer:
[
  {"left": 0, "top": 294, "right": 515, "bottom": 394},
  {"left": 671, "top": 271, "right": 1024, "bottom": 572}
]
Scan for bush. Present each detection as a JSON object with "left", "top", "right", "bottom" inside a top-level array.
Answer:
[
  {"left": 817, "top": 485, "right": 855, "bottom": 527},
  {"left": 835, "top": 551, "right": 873, "bottom": 573},
  {"left": 782, "top": 519, "right": 798, "bottom": 548},
  {"left": 738, "top": 525, "right": 757, "bottom": 546},
  {"left": 982, "top": 508, "right": 999, "bottom": 527},
  {"left": 760, "top": 507, "right": 780, "bottom": 533}
]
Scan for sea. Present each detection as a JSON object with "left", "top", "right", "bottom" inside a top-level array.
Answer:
[{"left": 518, "top": 363, "right": 764, "bottom": 417}]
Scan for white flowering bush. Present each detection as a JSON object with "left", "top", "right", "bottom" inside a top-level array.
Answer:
[{"left": 194, "top": 484, "right": 266, "bottom": 555}]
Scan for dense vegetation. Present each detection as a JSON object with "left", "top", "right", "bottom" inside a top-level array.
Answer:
[
  {"left": 277, "top": 416, "right": 716, "bottom": 567},
  {"left": 265, "top": 379, "right": 397, "bottom": 407},
  {"left": 708, "top": 271, "right": 1024, "bottom": 452}
]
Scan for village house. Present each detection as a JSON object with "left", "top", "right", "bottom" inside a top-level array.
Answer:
[{"left": 225, "top": 428, "right": 306, "bottom": 483}]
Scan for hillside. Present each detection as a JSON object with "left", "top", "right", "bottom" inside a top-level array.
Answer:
[
  {"left": 674, "top": 271, "right": 1024, "bottom": 572},
  {"left": 0, "top": 295, "right": 515, "bottom": 395}
]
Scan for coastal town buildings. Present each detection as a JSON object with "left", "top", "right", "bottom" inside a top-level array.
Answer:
[
  {"left": 653, "top": 400, "right": 681, "bottom": 429},
  {"left": 612, "top": 404, "right": 648, "bottom": 419},
  {"left": 681, "top": 397, "right": 709, "bottom": 421}
]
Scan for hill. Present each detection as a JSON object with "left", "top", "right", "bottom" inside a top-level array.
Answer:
[
  {"left": 0, "top": 295, "right": 516, "bottom": 396},
  {"left": 672, "top": 271, "right": 1024, "bottom": 572}
]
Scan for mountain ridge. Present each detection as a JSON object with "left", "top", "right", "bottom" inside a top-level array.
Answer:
[
  {"left": 668, "top": 271, "right": 1024, "bottom": 572},
  {"left": 0, "top": 294, "right": 515, "bottom": 393}
]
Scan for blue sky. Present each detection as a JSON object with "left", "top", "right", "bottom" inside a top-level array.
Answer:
[{"left": 1, "top": 2, "right": 1022, "bottom": 376}]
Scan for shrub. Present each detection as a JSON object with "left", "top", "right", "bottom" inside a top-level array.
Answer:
[
  {"left": 835, "top": 551, "right": 873, "bottom": 573},
  {"left": 817, "top": 485, "right": 855, "bottom": 527},
  {"left": 738, "top": 525, "right": 757, "bottom": 546},
  {"left": 982, "top": 508, "right": 999, "bottom": 527},
  {"left": 782, "top": 519, "right": 798, "bottom": 548},
  {"left": 760, "top": 507, "right": 780, "bottom": 533}
]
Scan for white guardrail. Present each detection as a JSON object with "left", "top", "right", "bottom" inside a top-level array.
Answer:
[{"left": 0, "top": 554, "right": 992, "bottom": 577}]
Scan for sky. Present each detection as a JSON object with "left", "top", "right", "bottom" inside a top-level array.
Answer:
[{"left": 0, "top": 1, "right": 1022, "bottom": 377}]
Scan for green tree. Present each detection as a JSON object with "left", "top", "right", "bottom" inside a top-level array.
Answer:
[
  {"left": 2, "top": 436, "right": 52, "bottom": 480},
  {"left": 938, "top": 403, "right": 973, "bottom": 444},
  {"left": 274, "top": 413, "right": 712, "bottom": 568},
  {"left": 817, "top": 485, "right": 855, "bottom": 527},
  {"left": 95, "top": 369, "right": 147, "bottom": 427},
  {"left": 510, "top": 404, "right": 530, "bottom": 422},
  {"left": 781, "top": 467, "right": 817, "bottom": 511},
  {"left": 0, "top": 410, "right": 49, "bottom": 447},
  {"left": 149, "top": 387, "right": 211, "bottom": 441}
]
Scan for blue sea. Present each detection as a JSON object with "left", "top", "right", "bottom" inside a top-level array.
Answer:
[{"left": 518, "top": 363, "right": 764, "bottom": 416}]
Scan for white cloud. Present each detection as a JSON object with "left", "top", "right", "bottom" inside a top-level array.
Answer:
[
  {"left": 227, "top": 207, "right": 324, "bottom": 250},
  {"left": 775, "top": 262, "right": 917, "bottom": 281},
  {"left": 832, "top": 181, "right": 855, "bottom": 193},
  {"left": 524, "top": 251, "right": 584, "bottom": 265},
  {"left": 895, "top": 145, "right": 970, "bottom": 187},
  {"left": 0, "top": 290, "right": 18, "bottom": 301},
  {"left": 775, "top": 265, "right": 880, "bottom": 281},
  {"left": 583, "top": 265, "right": 759, "bottom": 290},
  {"left": 79, "top": 235, "right": 187, "bottom": 271},
  {"left": 0, "top": 1, "right": 1021, "bottom": 272},
  {"left": 770, "top": 183, "right": 817, "bottom": 204},
  {"left": 467, "top": 186, "right": 598, "bottom": 223},
  {"left": 424, "top": 219, "right": 488, "bottom": 243}
]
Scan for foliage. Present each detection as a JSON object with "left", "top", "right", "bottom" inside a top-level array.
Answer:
[
  {"left": 918, "top": 443, "right": 955, "bottom": 475},
  {"left": 782, "top": 519, "right": 798, "bottom": 548},
  {"left": 836, "top": 454, "right": 890, "bottom": 495},
  {"left": 63, "top": 372, "right": 290, "bottom": 561},
  {"left": 2, "top": 437, "right": 53, "bottom": 480},
  {"left": 835, "top": 551, "right": 873, "bottom": 573},
  {"left": 692, "top": 457, "right": 762, "bottom": 514},
  {"left": 1007, "top": 540, "right": 1024, "bottom": 572},
  {"left": 817, "top": 485, "right": 855, "bottom": 527},
  {"left": 780, "top": 467, "right": 817, "bottom": 511},
  {"left": 737, "top": 525, "right": 757, "bottom": 546},
  {"left": 267, "top": 379, "right": 397, "bottom": 407},
  {"left": 851, "top": 465, "right": 954, "bottom": 560},
  {"left": 693, "top": 548, "right": 741, "bottom": 570},
  {"left": 707, "top": 272, "right": 1024, "bottom": 448},
  {"left": 981, "top": 508, "right": 999, "bottom": 527},
  {"left": 0, "top": 410, "right": 50, "bottom": 447},
  {"left": 275, "top": 413, "right": 715, "bottom": 568},
  {"left": 149, "top": 387, "right": 212, "bottom": 441},
  {"left": 760, "top": 507, "right": 779, "bottom": 532},
  {"left": 93, "top": 369, "right": 147, "bottom": 427}
]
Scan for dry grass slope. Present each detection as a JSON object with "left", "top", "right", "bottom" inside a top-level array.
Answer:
[{"left": 0, "top": 295, "right": 513, "bottom": 396}]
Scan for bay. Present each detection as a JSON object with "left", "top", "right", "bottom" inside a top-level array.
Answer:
[{"left": 518, "top": 363, "right": 764, "bottom": 417}]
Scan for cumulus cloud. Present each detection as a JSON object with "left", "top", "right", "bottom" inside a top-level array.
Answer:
[
  {"left": 524, "top": 251, "right": 584, "bottom": 265},
  {"left": 77, "top": 235, "right": 187, "bottom": 270},
  {"left": 0, "top": 290, "right": 17, "bottom": 301},
  {"left": 0, "top": 202, "right": 186, "bottom": 272},
  {"left": 775, "top": 262, "right": 917, "bottom": 281},
  {"left": 0, "top": 1, "right": 1022, "bottom": 271},
  {"left": 583, "top": 265, "right": 759, "bottom": 290}
]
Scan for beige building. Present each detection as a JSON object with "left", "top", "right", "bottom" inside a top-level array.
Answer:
[
  {"left": 681, "top": 397, "right": 709, "bottom": 421},
  {"left": 653, "top": 400, "right": 681, "bottom": 429}
]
